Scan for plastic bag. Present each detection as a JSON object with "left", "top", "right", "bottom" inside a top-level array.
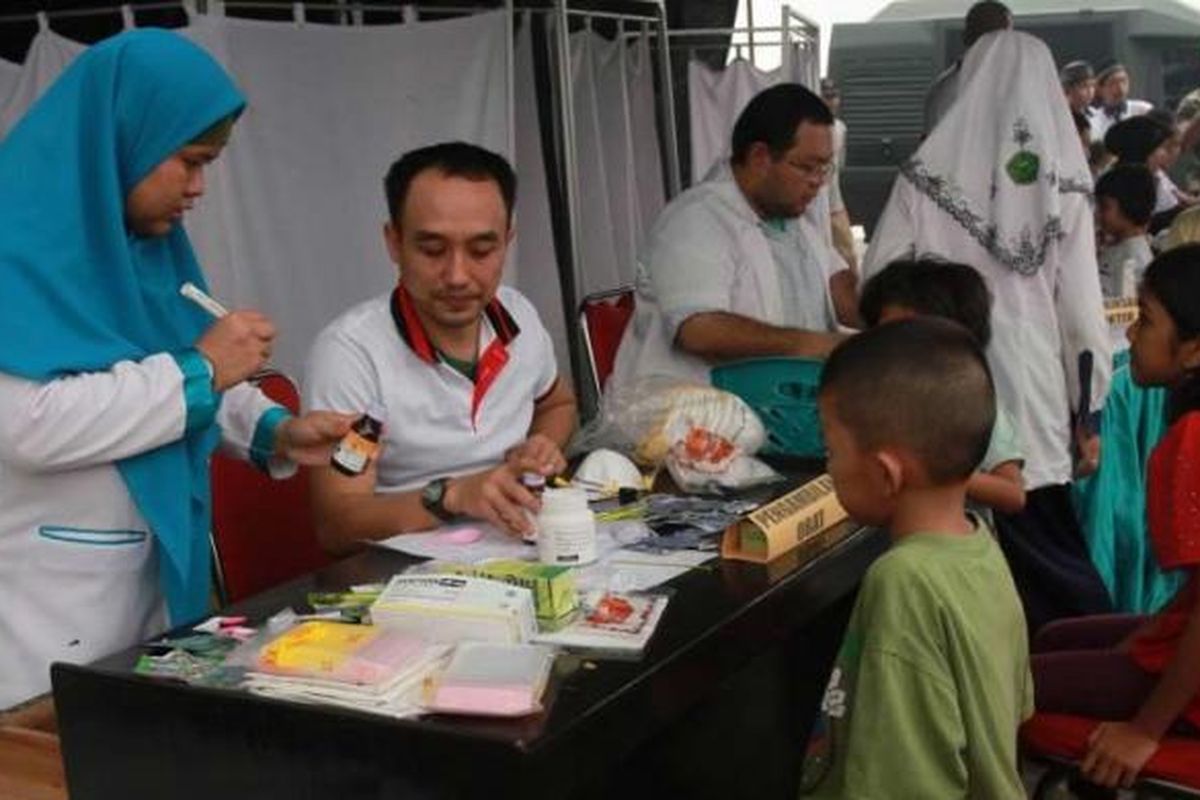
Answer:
[
  {"left": 572, "top": 377, "right": 761, "bottom": 461},
  {"left": 571, "top": 376, "right": 779, "bottom": 493}
]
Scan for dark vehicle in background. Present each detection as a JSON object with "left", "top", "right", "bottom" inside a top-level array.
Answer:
[{"left": 829, "top": 0, "right": 1200, "bottom": 234}]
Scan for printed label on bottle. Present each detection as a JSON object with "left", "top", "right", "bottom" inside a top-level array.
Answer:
[{"left": 332, "top": 431, "right": 380, "bottom": 474}]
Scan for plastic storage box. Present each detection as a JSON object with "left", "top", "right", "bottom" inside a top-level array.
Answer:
[{"left": 711, "top": 357, "right": 825, "bottom": 458}]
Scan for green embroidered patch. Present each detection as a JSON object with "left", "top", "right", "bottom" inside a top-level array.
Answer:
[
  {"left": 1006, "top": 150, "right": 1040, "bottom": 185},
  {"left": 1006, "top": 117, "right": 1040, "bottom": 185}
]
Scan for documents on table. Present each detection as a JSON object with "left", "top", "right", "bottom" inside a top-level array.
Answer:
[{"left": 373, "top": 521, "right": 714, "bottom": 594}]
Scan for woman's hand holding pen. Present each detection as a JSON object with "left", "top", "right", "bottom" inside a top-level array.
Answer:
[{"left": 195, "top": 310, "right": 276, "bottom": 390}]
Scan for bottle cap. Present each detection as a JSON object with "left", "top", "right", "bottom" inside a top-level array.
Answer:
[{"left": 539, "top": 487, "right": 590, "bottom": 515}]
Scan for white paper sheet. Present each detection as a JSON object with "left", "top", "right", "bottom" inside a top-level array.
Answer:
[
  {"left": 373, "top": 520, "right": 711, "bottom": 593},
  {"left": 374, "top": 520, "right": 648, "bottom": 563}
]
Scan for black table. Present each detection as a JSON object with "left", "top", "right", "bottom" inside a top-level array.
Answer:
[{"left": 53, "top": 519, "right": 886, "bottom": 800}]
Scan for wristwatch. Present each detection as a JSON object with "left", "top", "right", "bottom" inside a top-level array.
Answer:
[{"left": 420, "top": 477, "right": 455, "bottom": 522}]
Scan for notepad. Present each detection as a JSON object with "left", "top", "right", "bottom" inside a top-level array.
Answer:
[{"left": 426, "top": 643, "right": 556, "bottom": 717}]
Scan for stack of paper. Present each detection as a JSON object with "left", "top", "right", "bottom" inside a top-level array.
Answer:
[
  {"left": 243, "top": 621, "right": 449, "bottom": 717},
  {"left": 426, "top": 643, "right": 556, "bottom": 717},
  {"left": 531, "top": 592, "right": 669, "bottom": 656},
  {"left": 370, "top": 574, "right": 538, "bottom": 644}
]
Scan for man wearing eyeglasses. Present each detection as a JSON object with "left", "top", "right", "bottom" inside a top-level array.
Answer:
[{"left": 608, "top": 83, "right": 854, "bottom": 395}]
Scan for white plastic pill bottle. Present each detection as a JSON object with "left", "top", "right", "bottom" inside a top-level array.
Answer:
[{"left": 536, "top": 487, "right": 597, "bottom": 566}]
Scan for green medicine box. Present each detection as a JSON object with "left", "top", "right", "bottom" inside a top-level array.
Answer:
[{"left": 436, "top": 560, "right": 578, "bottom": 623}]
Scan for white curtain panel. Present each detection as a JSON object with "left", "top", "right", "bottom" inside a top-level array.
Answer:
[
  {"left": 0, "top": 58, "right": 20, "bottom": 110},
  {"left": 568, "top": 30, "right": 622, "bottom": 297},
  {"left": 793, "top": 42, "right": 820, "bottom": 92},
  {"left": 512, "top": 17, "right": 569, "bottom": 376},
  {"left": 626, "top": 33, "right": 666, "bottom": 254},
  {"left": 687, "top": 54, "right": 815, "bottom": 185},
  {"left": 183, "top": 10, "right": 510, "bottom": 379},
  {"left": 592, "top": 33, "right": 639, "bottom": 277},
  {"left": 0, "top": 27, "right": 84, "bottom": 139},
  {"left": 569, "top": 29, "right": 667, "bottom": 298}
]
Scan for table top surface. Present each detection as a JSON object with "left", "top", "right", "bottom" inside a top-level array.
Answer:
[{"left": 56, "top": 475, "right": 887, "bottom": 760}]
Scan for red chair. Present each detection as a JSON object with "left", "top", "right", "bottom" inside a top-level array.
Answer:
[
  {"left": 579, "top": 286, "right": 635, "bottom": 399},
  {"left": 1022, "top": 712, "right": 1200, "bottom": 798},
  {"left": 210, "top": 371, "right": 334, "bottom": 605}
]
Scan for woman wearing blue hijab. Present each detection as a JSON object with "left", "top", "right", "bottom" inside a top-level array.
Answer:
[{"left": 0, "top": 29, "right": 353, "bottom": 708}]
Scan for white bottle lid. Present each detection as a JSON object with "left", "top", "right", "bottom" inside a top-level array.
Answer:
[{"left": 538, "top": 487, "right": 590, "bottom": 516}]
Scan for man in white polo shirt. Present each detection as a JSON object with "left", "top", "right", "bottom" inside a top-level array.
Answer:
[
  {"left": 607, "top": 83, "right": 852, "bottom": 395},
  {"left": 305, "top": 142, "right": 577, "bottom": 552}
]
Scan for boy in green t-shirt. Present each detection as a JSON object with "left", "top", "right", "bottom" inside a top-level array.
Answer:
[{"left": 800, "top": 318, "right": 1033, "bottom": 799}]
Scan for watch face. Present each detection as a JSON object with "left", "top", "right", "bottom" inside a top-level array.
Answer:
[{"left": 422, "top": 478, "right": 449, "bottom": 517}]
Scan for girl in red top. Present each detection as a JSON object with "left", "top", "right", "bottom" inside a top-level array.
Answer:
[{"left": 1030, "top": 244, "right": 1200, "bottom": 789}]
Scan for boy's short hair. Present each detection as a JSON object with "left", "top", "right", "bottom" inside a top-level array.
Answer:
[
  {"left": 1105, "top": 115, "right": 1172, "bottom": 164},
  {"left": 384, "top": 141, "right": 517, "bottom": 224},
  {"left": 1095, "top": 163, "right": 1157, "bottom": 227},
  {"left": 859, "top": 259, "right": 993, "bottom": 347},
  {"left": 819, "top": 318, "right": 996, "bottom": 484}
]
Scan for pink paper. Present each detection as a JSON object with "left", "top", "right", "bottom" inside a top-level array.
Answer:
[{"left": 439, "top": 527, "right": 484, "bottom": 545}]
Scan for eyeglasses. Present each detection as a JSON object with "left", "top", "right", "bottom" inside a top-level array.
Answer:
[{"left": 783, "top": 159, "right": 834, "bottom": 180}]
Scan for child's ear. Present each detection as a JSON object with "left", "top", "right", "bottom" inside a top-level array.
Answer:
[
  {"left": 872, "top": 450, "right": 905, "bottom": 498},
  {"left": 1180, "top": 337, "right": 1200, "bottom": 372}
]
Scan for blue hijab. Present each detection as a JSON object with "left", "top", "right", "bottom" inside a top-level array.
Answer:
[{"left": 0, "top": 29, "right": 246, "bottom": 625}]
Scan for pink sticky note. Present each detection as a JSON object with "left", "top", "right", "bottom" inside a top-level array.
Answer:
[{"left": 440, "top": 527, "right": 484, "bottom": 544}]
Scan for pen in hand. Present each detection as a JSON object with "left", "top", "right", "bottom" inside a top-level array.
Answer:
[
  {"left": 180, "top": 281, "right": 231, "bottom": 318},
  {"left": 179, "top": 281, "right": 277, "bottom": 385}
]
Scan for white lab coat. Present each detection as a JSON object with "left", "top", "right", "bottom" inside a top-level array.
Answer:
[
  {"left": 608, "top": 179, "right": 839, "bottom": 393},
  {"left": 0, "top": 353, "right": 286, "bottom": 708}
]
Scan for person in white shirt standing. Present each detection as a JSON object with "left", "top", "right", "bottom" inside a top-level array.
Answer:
[
  {"left": 865, "top": 30, "right": 1114, "bottom": 634},
  {"left": 306, "top": 143, "right": 577, "bottom": 552},
  {"left": 608, "top": 83, "right": 853, "bottom": 395},
  {"left": 0, "top": 30, "right": 352, "bottom": 710},
  {"left": 1089, "top": 61, "right": 1154, "bottom": 144}
]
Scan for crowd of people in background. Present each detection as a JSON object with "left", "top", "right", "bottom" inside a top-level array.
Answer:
[{"left": 801, "top": 2, "right": 1200, "bottom": 795}]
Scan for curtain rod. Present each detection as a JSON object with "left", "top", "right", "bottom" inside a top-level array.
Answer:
[
  {"left": 563, "top": 8, "right": 658, "bottom": 24},
  {"left": 621, "top": 25, "right": 818, "bottom": 42},
  {"left": 0, "top": 2, "right": 664, "bottom": 27},
  {"left": 0, "top": 1, "right": 523, "bottom": 26},
  {"left": 665, "top": 38, "right": 815, "bottom": 50},
  {"left": 0, "top": 2, "right": 183, "bottom": 24},
  {"left": 220, "top": 1, "right": 508, "bottom": 12}
]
